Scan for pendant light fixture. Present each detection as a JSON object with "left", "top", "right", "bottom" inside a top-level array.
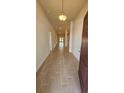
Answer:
[{"left": 59, "top": 0, "right": 67, "bottom": 21}]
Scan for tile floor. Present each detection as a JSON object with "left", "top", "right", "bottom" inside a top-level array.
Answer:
[{"left": 36, "top": 44, "right": 81, "bottom": 93}]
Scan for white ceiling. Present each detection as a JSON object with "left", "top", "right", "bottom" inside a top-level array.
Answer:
[{"left": 38, "top": 0, "right": 87, "bottom": 33}]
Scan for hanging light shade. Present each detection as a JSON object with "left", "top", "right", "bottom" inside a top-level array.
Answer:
[
  {"left": 59, "top": 0, "right": 67, "bottom": 21},
  {"left": 59, "top": 14, "right": 67, "bottom": 21}
]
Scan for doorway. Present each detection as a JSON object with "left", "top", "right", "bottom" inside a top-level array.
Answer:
[
  {"left": 49, "top": 32, "right": 52, "bottom": 51},
  {"left": 59, "top": 36, "right": 64, "bottom": 48}
]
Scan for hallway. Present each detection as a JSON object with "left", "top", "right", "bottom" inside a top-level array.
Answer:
[
  {"left": 36, "top": 0, "right": 88, "bottom": 92},
  {"left": 37, "top": 43, "right": 81, "bottom": 93}
]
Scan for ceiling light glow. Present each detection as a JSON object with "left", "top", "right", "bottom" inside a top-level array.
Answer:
[{"left": 59, "top": 14, "right": 67, "bottom": 21}]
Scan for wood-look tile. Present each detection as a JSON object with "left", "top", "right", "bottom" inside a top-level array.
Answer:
[{"left": 36, "top": 45, "right": 81, "bottom": 93}]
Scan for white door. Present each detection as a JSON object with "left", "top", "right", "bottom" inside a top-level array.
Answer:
[{"left": 49, "top": 32, "right": 52, "bottom": 51}]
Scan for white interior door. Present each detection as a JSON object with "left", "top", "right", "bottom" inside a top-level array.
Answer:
[{"left": 49, "top": 32, "right": 52, "bottom": 51}]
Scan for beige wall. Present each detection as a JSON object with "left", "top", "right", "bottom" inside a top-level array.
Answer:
[
  {"left": 51, "top": 29, "right": 57, "bottom": 49},
  {"left": 36, "top": 1, "right": 57, "bottom": 71},
  {"left": 69, "top": 1, "right": 88, "bottom": 61}
]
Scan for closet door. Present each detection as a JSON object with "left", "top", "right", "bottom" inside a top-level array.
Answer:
[{"left": 79, "top": 12, "right": 88, "bottom": 93}]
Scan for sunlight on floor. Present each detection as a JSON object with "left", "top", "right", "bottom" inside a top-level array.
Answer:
[{"left": 59, "top": 42, "right": 64, "bottom": 48}]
